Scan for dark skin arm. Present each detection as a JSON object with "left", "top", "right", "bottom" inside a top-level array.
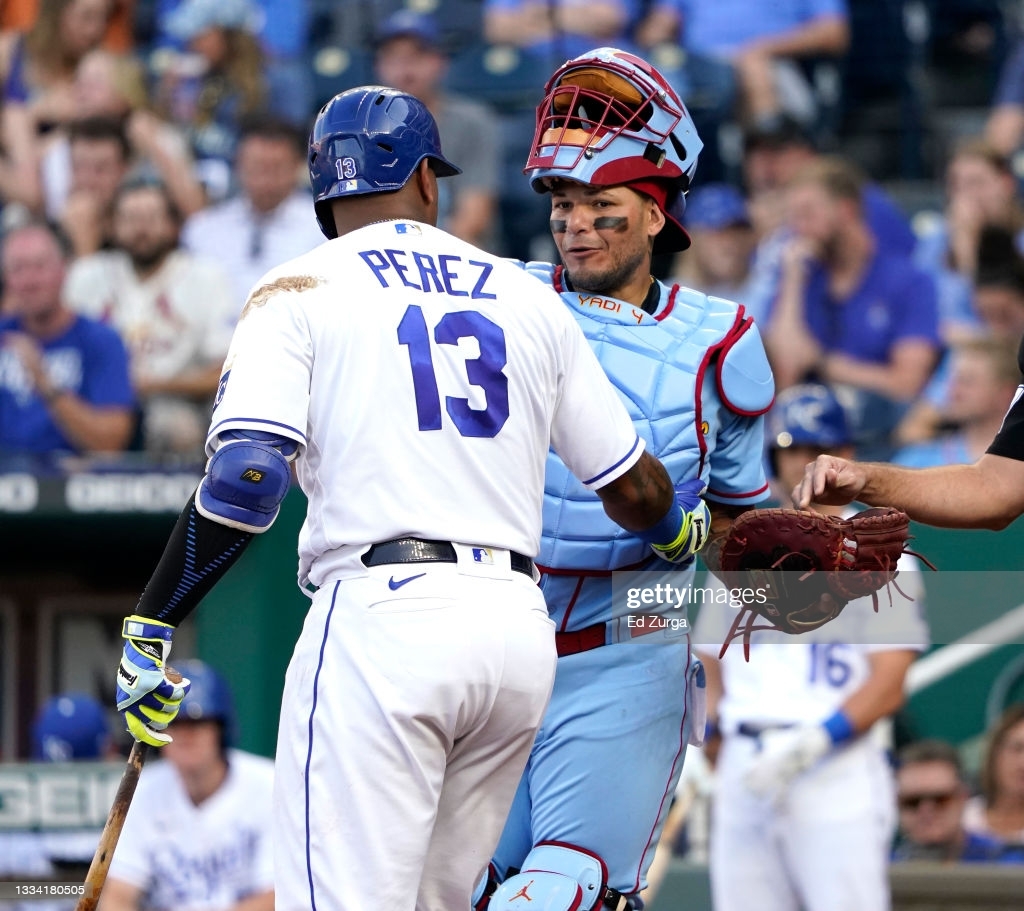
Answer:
[{"left": 594, "top": 450, "right": 676, "bottom": 533}]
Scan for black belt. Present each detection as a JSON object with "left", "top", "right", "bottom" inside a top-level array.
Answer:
[
  {"left": 736, "top": 722, "right": 796, "bottom": 738},
  {"left": 361, "top": 537, "right": 534, "bottom": 577}
]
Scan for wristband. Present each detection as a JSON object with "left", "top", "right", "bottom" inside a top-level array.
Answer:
[
  {"left": 823, "top": 709, "right": 855, "bottom": 746},
  {"left": 636, "top": 502, "right": 684, "bottom": 546}
]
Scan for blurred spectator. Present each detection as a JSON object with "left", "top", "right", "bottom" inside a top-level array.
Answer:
[
  {"left": 964, "top": 703, "right": 1024, "bottom": 845},
  {"left": 181, "top": 114, "right": 322, "bottom": 314},
  {"left": 739, "top": 117, "right": 917, "bottom": 334},
  {"left": 64, "top": 178, "right": 235, "bottom": 457},
  {"left": 58, "top": 115, "right": 132, "bottom": 256},
  {"left": 250, "top": 0, "right": 313, "bottom": 123},
  {"left": 32, "top": 49, "right": 206, "bottom": 223},
  {"left": 986, "top": 35, "right": 1024, "bottom": 156},
  {"left": 893, "top": 739, "right": 1024, "bottom": 863},
  {"left": 154, "top": 0, "right": 268, "bottom": 201},
  {"left": 695, "top": 385, "right": 927, "bottom": 911},
  {"left": 671, "top": 182, "right": 757, "bottom": 305},
  {"left": 895, "top": 232, "right": 1024, "bottom": 447},
  {"left": 635, "top": 0, "right": 849, "bottom": 181},
  {"left": 763, "top": 157, "right": 940, "bottom": 457},
  {"left": 1, "top": 0, "right": 132, "bottom": 48},
  {"left": 0, "top": 220, "right": 134, "bottom": 455},
  {"left": 374, "top": 10, "right": 499, "bottom": 249},
  {"left": 484, "top": 0, "right": 637, "bottom": 65},
  {"left": 915, "top": 139, "right": 1024, "bottom": 281},
  {"left": 894, "top": 337, "right": 1021, "bottom": 468},
  {"left": 0, "top": 0, "right": 116, "bottom": 211},
  {"left": 100, "top": 660, "right": 274, "bottom": 911},
  {"left": 743, "top": 116, "right": 916, "bottom": 255}
]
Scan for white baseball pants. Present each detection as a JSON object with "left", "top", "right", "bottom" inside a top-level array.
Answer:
[{"left": 274, "top": 555, "right": 556, "bottom": 911}]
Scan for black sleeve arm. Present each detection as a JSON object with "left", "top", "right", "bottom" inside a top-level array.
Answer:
[
  {"left": 133, "top": 493, "right": 255, "bottom": 626},
  {"left": 986, "top": 337, "right": 1024, "bottom": 461}
]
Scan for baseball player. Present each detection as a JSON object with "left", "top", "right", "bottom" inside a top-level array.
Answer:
[
  {"left": 694, "top": 383, "right": 929, "bottom": 911},
  {"left": 100, "top": 660, "right": 274, "bottom": 911},
  {"left": 479, "top": 48, "right": 774, "bottom": 911},
  {"left": 110, "top": 85, "right": 710, "bottom": 911}
]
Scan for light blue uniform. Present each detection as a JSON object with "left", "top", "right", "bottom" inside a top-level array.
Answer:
[{"left": 491, "top": 264, "right": 774, "bottom": 899}]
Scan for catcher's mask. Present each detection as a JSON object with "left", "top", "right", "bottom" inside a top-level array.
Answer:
[{"left": 526, "top": 47, "right": 702, "bottom": 253}]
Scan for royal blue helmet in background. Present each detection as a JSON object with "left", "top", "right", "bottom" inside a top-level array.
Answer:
[
  {"left": 174, "top": 659, "right": 237, "bottom": 747},
  {"left": 768, "top": 383, "right": 852, "bottom": 452},
  {"left": 308, "top": 85, "right": 462, "bottom": 239},
  {"left": 32, "top": 693, "right": 111, "bottom": 761}
]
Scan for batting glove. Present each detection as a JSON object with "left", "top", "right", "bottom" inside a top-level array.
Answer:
[
  {"left": 743, "top": 724, "right": 832, "bottom": 802},
  {"left": 650, "top": 479, "right": 711, "bottom": 565},
  {"left": 116, "top": 615, "right": 190, "bottom": 747}
]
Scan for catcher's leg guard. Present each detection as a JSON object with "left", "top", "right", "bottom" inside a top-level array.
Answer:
[
  {"left": 488, "top": 842, "right": 639, "bottom": 911},
  {"left": 473, "top": 863, "right": 498, "bottom": 910}
]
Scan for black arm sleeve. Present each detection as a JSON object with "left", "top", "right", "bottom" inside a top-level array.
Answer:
[
  {"left": 987, "top": 336, "right": 1024, "bottom": 462},
  {"left": 134, "top": 493, "right": 255, "bottom": 626}
]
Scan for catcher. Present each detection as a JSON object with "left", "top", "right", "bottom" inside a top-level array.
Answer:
[{"left": 694, "top": 382, "right": 930, "bottom": 911}]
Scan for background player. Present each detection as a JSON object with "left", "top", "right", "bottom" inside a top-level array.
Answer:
[
  {"left": 101, "top": 660, "right": 274, "bottom": 911},
  {"left": 110, "top": 85, "right": 709, "bottom": 911},
  {"left": 482, "top": 48, "right": 774, "bottom": 911},
  {"left": 694, "top": 383, "right": 928, "bottom": 911}
]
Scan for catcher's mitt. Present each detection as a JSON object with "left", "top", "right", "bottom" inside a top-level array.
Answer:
[{"left": 716, "top": 507, "right": 933, "bottom": 659}]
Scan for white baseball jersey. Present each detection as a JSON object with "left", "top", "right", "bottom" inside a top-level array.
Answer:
[
  {"left": 207, "top": 220, "right": 644, "bottom": 588},
  {"left": 107, "top": 750, "right": 274, "bottom": 911},
  {"left": 63, "top": 249, "right": 236, "bottom": 384}
]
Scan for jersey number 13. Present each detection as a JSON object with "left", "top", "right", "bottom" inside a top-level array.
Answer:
[{"left": 397, "top": 304, "right": 510, "bottom": 438}]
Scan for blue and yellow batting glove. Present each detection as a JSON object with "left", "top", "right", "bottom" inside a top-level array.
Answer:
[
  {"left": 650, "top": 479, "right": 711, "bottom": 565},
  {"left": 116, "top": 615, "right": 190, "bottom": 747}
]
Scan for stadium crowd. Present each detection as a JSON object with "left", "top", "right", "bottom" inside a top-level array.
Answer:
[{"left": 4, "top": 1, "right": 1024, "bottom": 908}]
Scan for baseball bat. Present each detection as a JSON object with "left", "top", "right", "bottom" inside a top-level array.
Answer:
[{"left": 75, "top": 668, "right": 182, "bottom": 911}]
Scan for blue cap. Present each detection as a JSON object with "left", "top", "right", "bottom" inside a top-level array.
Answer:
[
  {"left": 375, "top": 10, "right": 442, "bottom": 51},
  {"left": 32, "top": 694, "right": 111, "bottom": 761},
  {"left": 165, "top": 0, "right": 258, "bottom": 42},
  {"left": 685, "top": 183, "right": 750, "bottom": 230}
]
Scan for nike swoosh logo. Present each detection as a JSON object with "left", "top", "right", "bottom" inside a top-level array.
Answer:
[{"left": 388, "top": 573, "right": 426, "bottom": 590}]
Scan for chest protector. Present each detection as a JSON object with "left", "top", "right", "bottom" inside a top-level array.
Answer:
[{"left": 528, "top": 263, "right": 774, "bottom": 571}]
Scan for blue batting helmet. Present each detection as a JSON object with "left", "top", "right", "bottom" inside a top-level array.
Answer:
[
  {"left": 308, "top": 85, "right": 462, "bottom": 239},
  {"left": 174, "top": 660, "right": 236, "bottom": 745},
  {"left": 767, "top": 383, "right": 852, "bottom": 451},
  {"left": 526, "top": 47, "right": 702, "bottom": 252},
  {"left": 32, "top": 693, "right": 111, "bottom": 761}
]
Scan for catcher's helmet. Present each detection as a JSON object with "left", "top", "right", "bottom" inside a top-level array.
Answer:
[
  {"left": 526, "top": 47, "right": 702, "bottom": 252},
  {"left": 174, "top": 659, "right": 236, "bottom": 746},
  {"left": 768, "top": 383, "right": 851, "bottom": 452},
  {"left": 308, "top": 85, "right": 461, "bottom": 239}
]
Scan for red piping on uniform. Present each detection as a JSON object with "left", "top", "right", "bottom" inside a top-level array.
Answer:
[
  {"left": 708, "top": 481, "right": 771, "bottom": 500},
  {"left": 632, "top": 641, "right": 692, "bottom": 894},
  {"left": 715, "top": 309, "right": 774, "bottom": 416},
  {"left": 553, "top": 264, "right": 566, "bottom": 293},
  {"left": 554, "top": 575, "right": 586, "bottom": 632},
  {"left": 653, "top": 283, "right": 679, "bottom": 321}
]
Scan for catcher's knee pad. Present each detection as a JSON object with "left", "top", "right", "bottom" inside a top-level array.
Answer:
[
  {"left": 489, "top": 842, "right": 636, "bottom": 911},
  {"left": 196, "top": 437, "right": 291, "bottom": 534}
]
